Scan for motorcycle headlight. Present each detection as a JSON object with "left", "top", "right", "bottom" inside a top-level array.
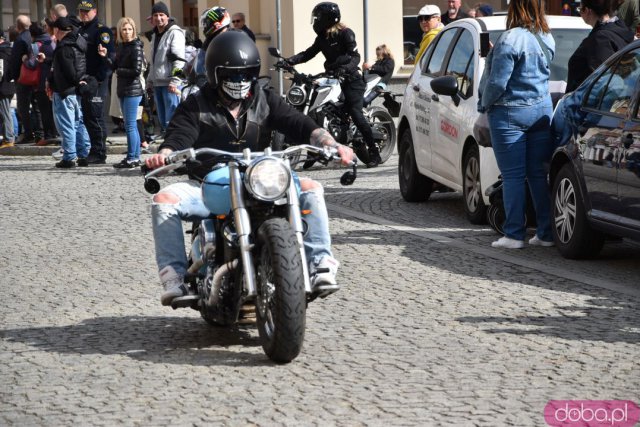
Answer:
[
  {"left": 245, "top": 157, "right": 291, "bottom": 201},
  {"left": 286, "top": 86, "right": 306, "bottom": 106}
]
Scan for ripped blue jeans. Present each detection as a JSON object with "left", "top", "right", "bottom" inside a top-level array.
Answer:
[{"left": 151, "top": 180, "right": 333, "bottom": 277}]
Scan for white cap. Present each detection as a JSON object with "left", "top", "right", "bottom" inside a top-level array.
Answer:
[{"left": 418, "top": 5, "right": 441, "bottom": 16}]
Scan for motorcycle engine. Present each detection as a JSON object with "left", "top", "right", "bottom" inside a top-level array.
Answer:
[
  {"left": 327, "top": 119, "right": 347, "bottom": 143},
  {"left": 313, "top": 107, "right": 347, "bottom": 144}
]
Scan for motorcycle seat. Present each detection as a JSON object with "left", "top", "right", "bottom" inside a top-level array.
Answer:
[{"left": 364, "top": 74, "right": 379, "bottom": 83}]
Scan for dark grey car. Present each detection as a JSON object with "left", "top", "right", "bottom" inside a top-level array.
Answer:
[{"left": 550, "top": 40, "right": 640, "bottom": 258}]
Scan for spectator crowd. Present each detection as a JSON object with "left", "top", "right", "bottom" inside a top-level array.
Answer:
[
  {"left": 0, "top": 1, "right": 255, "bottom": 170},
  {"left": 0, "top": 0, "right": 638, "bottom": 179}
]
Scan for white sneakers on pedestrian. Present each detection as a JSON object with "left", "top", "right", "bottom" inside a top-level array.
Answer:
[
  {"left": 159, "top": 266, "right": 188, "bottom": 306},
  {"left": 492, "top": 235, "right": 555, "bottom": 249},
  {"left": 491, "top": 236, "right": 525, "bottom": 249},
  {"left": 52, "top": 148, "right": 63, "bottom": 160},
  {"left": 310, "top": 256, "right": 340, "bottom": 293},
  {"left": 529, "top": 235, "right": 555, "bottom": 247}
]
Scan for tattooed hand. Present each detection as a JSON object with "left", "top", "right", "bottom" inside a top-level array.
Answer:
[{"left": 310, "top": 128, "right": 355, "bottom": 166}]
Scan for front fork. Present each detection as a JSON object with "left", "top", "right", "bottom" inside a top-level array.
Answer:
[
  {"left": 228, "top": 161, "right": 257, "bottom": 298},
  {"left": 228, "top": 158, "right": 312, "bottom": 298},
  {"left": 285, "top": 171, "right": 312, "bottom": 294}
]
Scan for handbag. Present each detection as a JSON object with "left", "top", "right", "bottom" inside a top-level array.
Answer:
[{"left": 17, "top": 42, "right": 41, "bottom": 87}]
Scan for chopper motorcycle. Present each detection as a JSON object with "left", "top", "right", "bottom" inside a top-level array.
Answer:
[
  {"left": 268, "top": 47, "right": 399, "bottom": 165},
  {"left": 143, "top": 144, "right": 356, "bottom": 363}
]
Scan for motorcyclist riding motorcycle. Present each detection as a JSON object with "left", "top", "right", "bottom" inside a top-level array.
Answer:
[
  {"left": 144, "top": 30, "right": 355, "bottom": 306},
  {"left": 286, "top": 2, "right": 382, "bottom": 168}
]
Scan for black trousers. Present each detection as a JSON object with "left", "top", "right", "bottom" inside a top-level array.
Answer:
[
  {"left": 33, "top": 90, "right": 57, "bottom": 139},
  {"left": 16, "top": 83, "right": 41, "bottom": 140},
  {"left": 80, "top": 77, "right": 108, "bottom": 158},
  {"left": 341, "top": 76, "right": 375, "bottom": 150}
]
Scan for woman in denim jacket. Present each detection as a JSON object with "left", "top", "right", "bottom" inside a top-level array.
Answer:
[{"left": 478, "top": 0, "right": 556, "bottom": 249}]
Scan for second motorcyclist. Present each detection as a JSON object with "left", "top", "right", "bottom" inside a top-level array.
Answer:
[
  {"left": 144, "top": 30, "right": 355, "bottom": 306},
  {"left": 286, "top": 2, "right": 382, "bottom": 168}
]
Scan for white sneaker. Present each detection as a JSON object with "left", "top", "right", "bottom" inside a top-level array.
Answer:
[
  {"left": 52, "top": 148, "right": 63, "bottom": 160},
  {"left": 529, "top": 235, "right": 555, "bottom": 247},
  {"left": 159, "top": 266, "right": 188, "bottom": 306},
  {"left": 310, "top": 256, "right": 340, "bottom": 293},
  {"left": 491, "top": 236, "right": 525, "bottom": 249}
]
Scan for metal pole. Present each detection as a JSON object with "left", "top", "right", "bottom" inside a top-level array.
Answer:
[
  {"left": 12, "top": 0, "right": 20, "bottom": 22},
  {"left": 276, "top": 0, "right": 283, "bottom": 96},
  {"left": 363, "top": 0, "right": 369, "bottom": 63}
]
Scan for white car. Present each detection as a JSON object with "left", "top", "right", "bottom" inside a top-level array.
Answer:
[{"left": 397, "top": 16, "right": 591, "bottom": 224}]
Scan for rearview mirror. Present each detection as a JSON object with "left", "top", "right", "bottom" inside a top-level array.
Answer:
[
  {"left": 430, "top": 75, "right": 461, "bottom": 106},
  {"left": 268, "top": 47, "right": 281, "bottom": 58}
]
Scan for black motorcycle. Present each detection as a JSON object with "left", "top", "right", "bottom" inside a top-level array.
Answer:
[
  {"left": 143, "top": 145, "right": 356, "bottom": 363},
  {"left": 268, "top": 47, "right": 399, "bottom": 166}
]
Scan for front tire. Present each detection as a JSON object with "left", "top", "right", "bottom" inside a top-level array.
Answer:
[
  {"left": 369, "top": 107, "right": 397, "bottom": 163},
  {"left": 398, "top": 129, "right": 433, "bottom": 202},
  {"left": 552, "top": 163, "right": 605, "bottom": 259},
  {"left": 255, "top": 218, "right": 306, "bottom": 363},
  {"left": 462, "top": 145, "right": 487, "bottom": 224}
]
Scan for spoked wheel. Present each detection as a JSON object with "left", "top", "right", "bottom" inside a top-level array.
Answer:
[
  {"left": 255, "top": 218, "right": 306, "bottom": 363},
  {"left": 552, "top": 164, "right": 604, "bottom": 259},
  {"left": 462, "top": 145, "right": 487, "bottom": 224},
  {"left": 369, "top": 107, "right": 397, "bottom": 163}
]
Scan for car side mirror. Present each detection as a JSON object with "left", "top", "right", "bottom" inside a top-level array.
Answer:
[
  {"left": 268, "top": 47, "right": 281, "bottom": 58},
  {"left": 480, "top": 32, "right": 490, "bottom": 57},
  {"left": 430, "top": 75, "right": 461, "bottom": 106}
]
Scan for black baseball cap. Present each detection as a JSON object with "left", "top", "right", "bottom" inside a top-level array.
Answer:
[
  {"left": 77, "top": 1, "right": 96, "bottom": 11},
  {"left": 53, "top": 16, "right": 74, "bottom": 31}
]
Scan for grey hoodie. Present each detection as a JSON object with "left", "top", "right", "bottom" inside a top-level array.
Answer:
[{"left": 149, "top": 21, "right": 185, "bottom": 87}]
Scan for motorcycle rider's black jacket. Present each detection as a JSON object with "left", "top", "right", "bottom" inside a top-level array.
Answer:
[
  {"left": 288, "top": 27, "right": 361, "bottom": 77},
  {"left": 159, "top": 82, "right": 318, "bottom": 179}
]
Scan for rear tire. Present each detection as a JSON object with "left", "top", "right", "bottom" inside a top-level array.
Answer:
[
  {"left": 551, "top": 163, "right": 605, "bottom": 259},
  {"left": 462, "top": 145, "right": 487, "bottom": 224},
  {"left": 255, "top": 218, "right": 306, "bottom": 363},
  {"left": 369, "top": 107, "right": 396, "bottom": 163},
  {"left": 398, "top": 129, "right": 433, "bottom": 202}
]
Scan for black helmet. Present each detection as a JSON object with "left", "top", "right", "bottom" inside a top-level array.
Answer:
[
  {"left": 205, "top": 30, "right": 261, "bottom": 100},
  {"left": 311, "top": 2, "right": 341, "bottom": 35}
]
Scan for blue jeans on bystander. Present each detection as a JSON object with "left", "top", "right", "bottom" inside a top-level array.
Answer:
[
  {"left": 488, "top": 100, "right": 554, "bottom": 242},
  {"left": 153, "top": 86, "right": 179, "bottom": 131},
  {"left": 52, "top": 93, "right": 90, "bottom": 161},
  {"left": 120, "top": 95, "right": 143, "bottom": 161}
]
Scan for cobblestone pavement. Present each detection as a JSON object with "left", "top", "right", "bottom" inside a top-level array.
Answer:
[{"left": 1, "top": 155, "right": 638, "bottom": 426}]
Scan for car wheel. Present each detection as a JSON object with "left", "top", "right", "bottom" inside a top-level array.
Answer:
[
  {"left": 462, "top": 145, "right": 487, "bottom": 224},
  {"left": 552, "top": 163, "right": 605, "bottom": 259},
  {"left": 398, "top": 129, "right": 433, "bottom": 202}
]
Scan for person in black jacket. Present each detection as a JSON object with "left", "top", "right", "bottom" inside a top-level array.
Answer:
[
  {"left": 144, "top": 30, "right": 355, "bottom": 306},
  {"left": 566, "top": 0, "right": 634, "bottom": 92},
  {"left": 363, "top": 45, "right": 395, "bottom": 87},
  {"left": 99, "top": 17, "right": 145, "bottom": 168},
  {"left": 9, "top": 15, "right": 34, "bottom": 145},
  {"left": 48, "top": 16, "right": 91, "bottom": 168},
  {"left": 77, "top": 0, "right": 115, "bottom": 164},
  {"left": 287, "top": 2, "right": 382, "bottom": 167},
  {"left": 0, "top": 31, "right": 16, "bottom": 148},
  {"left": 29, "top": 22, "right": 58, "bottom": 144}
]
